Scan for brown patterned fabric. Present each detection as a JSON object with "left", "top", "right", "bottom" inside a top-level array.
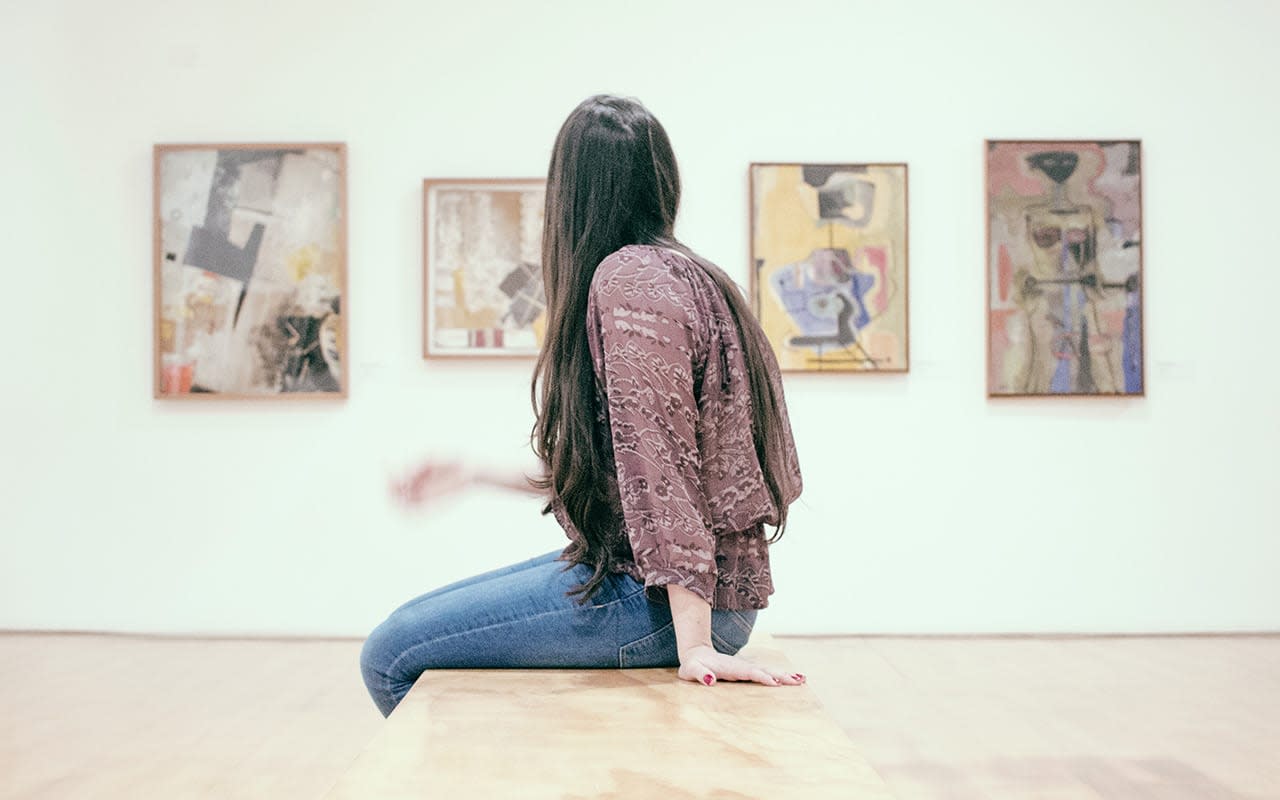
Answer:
[{"left": 550, "top": 244, "right": 802, "bottom": 610}]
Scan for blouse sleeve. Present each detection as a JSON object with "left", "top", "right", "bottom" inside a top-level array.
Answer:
[{"left": 587, "top": 258, "right": 717, "bottom": 604}]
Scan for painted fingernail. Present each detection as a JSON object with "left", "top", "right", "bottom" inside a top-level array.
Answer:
[{"left": 703, "top": 674, "right": 714, "bottom": 686}]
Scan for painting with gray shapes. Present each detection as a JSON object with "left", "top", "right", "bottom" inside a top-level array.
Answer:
[
  {"left": 423, "top": 179, "right": 546, "bottom": 357},
  {"left": 155, "top": 144, "right": 346, "bottom": 396}
]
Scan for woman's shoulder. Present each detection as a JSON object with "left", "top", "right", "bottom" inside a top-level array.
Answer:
[
  {"left": 590, "top": 244, "right": 701, "bottom": 306},
  {"left": 593, "top": 243, "right": 681, "bottom": 280},
  {"left": 588, "top": 245, "right": 711, "bottom": 355}
]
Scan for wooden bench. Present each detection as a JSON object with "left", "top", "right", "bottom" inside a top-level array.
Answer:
[{"left": 325, "top": 636, "right": 893, "bottom": 798}]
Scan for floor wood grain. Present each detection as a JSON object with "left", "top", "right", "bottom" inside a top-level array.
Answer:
[
  {"left": 2, "top": 633, "right": 1277, "bottom": 798},
  {"left": 780, "top": 635, "right": 1280, "bottom": 799},
  {"left": 0, "top": 635, "right": 382, "bottom": 799}
]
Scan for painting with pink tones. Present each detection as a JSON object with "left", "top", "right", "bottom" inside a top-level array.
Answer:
[
  {"left": 751, "top": 163, "right": 909, "bottom": 373},
  {"left": 986, "top": 140, "right": 1143, "bottom": 397}
]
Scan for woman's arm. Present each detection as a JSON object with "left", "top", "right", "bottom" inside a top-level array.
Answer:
[
  {"left": 667, "top": 584, "right": 804, "bottom": 687},
  {"left": 471, "top": 462, "right": 546, "bottom": 496},
  {"left": 392, "top": 459, "right": 546, "bottom": 507}
]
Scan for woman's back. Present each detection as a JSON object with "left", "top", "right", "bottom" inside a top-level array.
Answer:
[{"left": 548, "top": 243, "right": 801, "bottom": 609}]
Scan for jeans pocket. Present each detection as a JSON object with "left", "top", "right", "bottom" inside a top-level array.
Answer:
[{"left": 618, "top": 622, "right": 678, "bottom": 668}]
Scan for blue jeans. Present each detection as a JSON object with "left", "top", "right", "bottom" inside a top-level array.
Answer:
[{"left": 360, "top": 550, "right": 757, "bottom": 716}]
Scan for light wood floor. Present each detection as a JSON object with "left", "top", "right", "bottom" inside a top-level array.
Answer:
[
  {"left": 1, "top": 633, "right": 1277, "bottom": 799},
  {"left": 780, "top": 636, "right": 1280, "bottom": 799}
]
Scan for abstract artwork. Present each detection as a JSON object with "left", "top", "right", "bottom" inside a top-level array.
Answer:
[
  {"left": 751, "top": 163, "right": 909, "bottom": 372},
  {"left": 153, "top": 143, "right": 347, "bottom": 398},
  {"left": 987, "top": 140, "right": 1143, "bottom": 396},
  {"left": 423, "top": 179, "right": 546, "bottom": 357}
]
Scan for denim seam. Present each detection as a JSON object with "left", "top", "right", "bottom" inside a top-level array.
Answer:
[
  {"left": 711, "top": 628, "right": 734, "bottom": 653},
  {"left": 727, "top": 610, "right": 755, "bottom": 638},
  {"left": 388, "top": 550, "right": 564, "bottom": 616},
  {"left": 382, "top": 582, "right": 648, "bottom": 687},
  {"left": 616, "top": 626, "right": 738, "bottom": 668},
  {"left": 617, "top": 621, "right": 675, "bottom": 668}
]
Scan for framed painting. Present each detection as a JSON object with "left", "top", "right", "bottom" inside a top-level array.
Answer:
[
  {"left": 423, "top": 178, "right": 547, "bottom": 358},
  {"left": 750, "top": 163, "right": 909, "bottom": 372},
  {"left": 986, "top": 140, "right": 1144, "bottom": 397},
  {"left": 153, "top": 142, "right": 347, "bottom": 398}
]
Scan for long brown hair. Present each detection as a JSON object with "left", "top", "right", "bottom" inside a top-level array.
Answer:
[{"left": 532, "top": 95, "right": 792, "bottom": 601}]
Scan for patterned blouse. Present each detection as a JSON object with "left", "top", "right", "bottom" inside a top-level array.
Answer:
[{"left": 550, "top": 244, "right": 803, "bottom": 610}]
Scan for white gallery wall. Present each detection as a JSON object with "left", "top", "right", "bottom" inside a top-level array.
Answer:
[{"left": 1, "top": 0, "right": 1276, "bottom": 636}]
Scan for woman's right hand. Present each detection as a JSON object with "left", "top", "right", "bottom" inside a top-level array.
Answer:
[
  {"left": 390, "top": 459, "right": 476, "bottom": 508},
  {"left": 677, "top": 644, "right": 805, "bottom": 688}
]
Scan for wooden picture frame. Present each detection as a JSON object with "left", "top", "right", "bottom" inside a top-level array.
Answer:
[
  {"left": 750, "top": 162, "right": 910, "bottom": 373},
  {"left": 422, "top": 178, "right": 547, "bottom": 358},
  {"left": 985, "top": 140, "right": 1144, "bottom": 397},
  {"left": 153, "top": 142, "right": 348, "bottom": 399}
]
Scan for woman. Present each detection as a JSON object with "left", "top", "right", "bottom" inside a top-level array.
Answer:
[{"left": 361, "top": 95, "right": 804, "bottom": 717}]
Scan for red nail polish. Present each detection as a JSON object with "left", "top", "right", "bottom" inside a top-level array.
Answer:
[{"left": 703, "top": 675, "right": 714, "bottom": 686}]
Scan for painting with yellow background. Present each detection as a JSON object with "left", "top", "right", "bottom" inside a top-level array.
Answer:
[{"left": 750, "top": 163, "right": 909, "bottom": 373}]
